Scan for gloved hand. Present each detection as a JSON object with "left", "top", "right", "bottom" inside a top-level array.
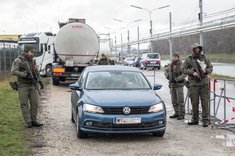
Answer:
[{"left": 39, "top": 81, "right": 44, "bottom": 90}]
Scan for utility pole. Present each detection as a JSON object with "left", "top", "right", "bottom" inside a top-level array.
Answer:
[
  {"left": 115, "top": 35, "right": 117, "bottom": 57},
  {"left": 169, "top": 12, "right": 173, "bottom": 61},
  {"left": 121, "top": 33, "right": 123, "bottom": 59},
  {"left": 199, "top": 0, "right": 204, "bottom": 49},
  {"left": 137, "top": 26, "right": 140, "bottom": 57},
  {"left": 127, "top": 30, "right": 130, "bottom": 55},
  {"left": 150, "top": 13, "right": 153, "bottom": 52}
]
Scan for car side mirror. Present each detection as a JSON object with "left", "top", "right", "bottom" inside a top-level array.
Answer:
[
  {"left": 69, "top": 82, "right": 81, "bottom": 90},
  {"left": 153, "top": 84, "right": 162, "bottom": 90}
]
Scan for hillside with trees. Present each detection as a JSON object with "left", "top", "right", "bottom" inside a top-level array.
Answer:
[{"left": 152, "top": 27, "right": 235, "bottom": 55}]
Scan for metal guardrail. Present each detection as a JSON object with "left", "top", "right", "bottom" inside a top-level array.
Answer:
[{"left": 112, "top": 14, "right": 235, "bottom": 48}]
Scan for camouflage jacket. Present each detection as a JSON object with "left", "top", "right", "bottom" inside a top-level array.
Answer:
[
  {"left": 182, "top": 53, "right": 213, "bottom": 86},
  {"left": 97, "top": 57, "right": 108, "bottom": 65},
  {"left": 11, "top": 55, "right": 40, "bottom": 87},
  {"left": 164, "top": 60, "right": 186, "bottom": 87}
]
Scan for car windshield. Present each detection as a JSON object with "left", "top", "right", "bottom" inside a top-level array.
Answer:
[
  {"left": 85, "top": 71, "right": 151, "bottom": 90},
  {"left": 147, "top": 54, "right": 159, "bottom": 59}
]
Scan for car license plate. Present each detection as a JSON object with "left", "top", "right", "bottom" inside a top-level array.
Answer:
[
  {"left": 114, "top": 117, "right": 141, "bottom": 124},
  {"left": 150, "top": 61, "right": 156, "bottom": 64}
]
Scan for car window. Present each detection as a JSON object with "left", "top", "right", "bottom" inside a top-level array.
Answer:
[
  {"left": 147, "top": 54, "right": 159, "bottom": 59},
  {"left": 85, "top": 71, "right": 151, "bottom": 90},
  {"left": 77, "top": 70, "right": 86, "bottom": 87}
]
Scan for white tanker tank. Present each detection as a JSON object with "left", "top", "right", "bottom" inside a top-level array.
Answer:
[
  {"left": 52, "top": 20, "right": 100, "bottom": 85},
  {"left": 55, "top": 22, "right": 99, "bottom": 64}
]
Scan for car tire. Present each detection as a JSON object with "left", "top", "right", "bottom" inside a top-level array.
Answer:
[
  {"left": 152, "top": 130, "right": 165, "bottom": 137},
  {"left": 140, "top": 63, "right": 145, "bottom": 70},
  {"left": 158, "top": 66, "right": 161, "bottom": 70},
  {"left": 71, "top": 107, "right": 75, "bottom": 123},
  {"left": 76, "top": 113, "right": 88, "bottom": 139},
  {"left": 45, "top": 65, "right": 52, "bottom": 77}
]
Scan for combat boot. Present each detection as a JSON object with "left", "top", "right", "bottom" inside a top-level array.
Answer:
[
  {"left": 188, "top": 120, "right": 199, "bottom": 125},
  {"left": 32, "top": 121, "right": 43, "bottom": 127},
  {"left": 202, "top": 120, "right": 209, "bottom": 127},
  {"left": 169, "top": 114, "right": 179, "bottom": 118},
  {"left": 25, "top": 122, "right": 32, "bottom": 128},
  {"left": 177, "top": 115, "right": 184, "bottom": 120}
]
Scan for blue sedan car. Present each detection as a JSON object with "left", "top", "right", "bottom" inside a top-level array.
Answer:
[{"left": 70, "top": 65, "right": 166, "bottom": 138}]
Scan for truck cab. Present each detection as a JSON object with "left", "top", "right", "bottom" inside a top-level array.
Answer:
[{"left": 18, "top": 32, "right": 55, "bottom": 77}]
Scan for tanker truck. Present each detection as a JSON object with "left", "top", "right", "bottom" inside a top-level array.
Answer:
[{"left": 52, "top": 19, "right": 100, "bottom": 85}]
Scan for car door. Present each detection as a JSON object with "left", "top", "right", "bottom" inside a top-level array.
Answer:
[{"left": 72, "top": 70, "right": 86, "bottom": 115}]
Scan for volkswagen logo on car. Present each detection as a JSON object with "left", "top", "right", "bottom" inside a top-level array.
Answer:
[{"left": 123, "top": 107, "right": 131, "bottom": 114}]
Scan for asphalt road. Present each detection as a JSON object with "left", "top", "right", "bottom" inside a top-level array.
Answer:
[{"left": 31, "top": 69, "right": 235, "bottom": 156}]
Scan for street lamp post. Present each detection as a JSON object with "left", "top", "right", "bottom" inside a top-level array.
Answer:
[
  {"left": 113, "top": 18, "right": 142, "bottom": 55},
  {"left": 130, "top": 4, "right": 170, "bottom": 52}
]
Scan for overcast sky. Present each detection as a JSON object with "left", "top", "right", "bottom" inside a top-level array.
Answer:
[{"left": 0, "top": 0, "right": 234, "bottom": 43}]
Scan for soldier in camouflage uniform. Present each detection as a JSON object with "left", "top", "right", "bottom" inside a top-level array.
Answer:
[
  {"left": 182, "top": 43, "right": 213, "bottom": 127},
  {"left": 97, "top": 53, "right": 108, "bottom": 65},
  {"left": 11, "top": 44, "right": 44, "bottom": 128},
  {"left": 164, "top": 53, "right": 186, "bottom": 120}
]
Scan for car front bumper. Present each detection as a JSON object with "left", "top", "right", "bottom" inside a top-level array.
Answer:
[{"left": 80, "top": 111, "right": 166, "bottom": 134}]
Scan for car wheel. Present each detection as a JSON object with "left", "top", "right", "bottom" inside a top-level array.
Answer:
[
  {"left": 158, "top": 66, "right": 161, "bottom": 70},
  {"left": 71, "top": 107, "right": 75, "bottom": 123},
  {"left": 45, "top": 65, "right": 52, "bottom": 77},
  {"left": 76, "top": 113, "right": 88, "bottom": 139},
  {"left": 140, "top": 63, "right": 145, "bottom": 70},
  {"left": 152, "top": 130, "right": 165, "bottom": 137}
]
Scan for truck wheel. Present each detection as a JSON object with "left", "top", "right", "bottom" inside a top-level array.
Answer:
[
  {"left": 45, "top": 65, "right": 52, "bottom": 77},
  {"left": 52, "top": 77, "right": 60, "bottom": 85}
]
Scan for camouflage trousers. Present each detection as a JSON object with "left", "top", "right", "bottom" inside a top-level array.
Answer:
[
  {"left": 189, "top": 85, "right": 209, "bottom": 121},
  {"left": 18, "top": 86, "right": 38, "bottom": 124},
  {"left": 170, "top": 86, "right": 185, "bottom": 116}
]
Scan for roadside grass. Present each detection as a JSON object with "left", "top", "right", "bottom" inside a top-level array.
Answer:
[
  {"left": 0, "top": 77, "right": 30, "bottom": 156},
  {"left": 161, "top": 53, "right": 235, "bottom": 63}
]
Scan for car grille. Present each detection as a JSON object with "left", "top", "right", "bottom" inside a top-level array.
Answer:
[
  {"left": 90, "top": 120, "right": 163, "bottom": 129},
  {"left": 102, "top": 106, "right": 150, "bottom": 114}
]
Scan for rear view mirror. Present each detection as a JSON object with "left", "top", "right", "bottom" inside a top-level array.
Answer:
[
  {"left": 153, "top": 84, "right": 162, "bottom": 90},
  {"left": 69, "top": 82, "right": 81, "bottom": 90}
]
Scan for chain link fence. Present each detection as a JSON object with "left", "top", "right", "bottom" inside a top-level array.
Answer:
[{"left": 0, "top": 40, "right": 19, "bottom": 80}]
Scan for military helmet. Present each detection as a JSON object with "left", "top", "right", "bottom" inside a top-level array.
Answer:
[
  {"left": 24, "top": 44, "right": 34, "bottom": 53},
  {"left": 191, "top": 43, "right": 202, "bottom": 50}
]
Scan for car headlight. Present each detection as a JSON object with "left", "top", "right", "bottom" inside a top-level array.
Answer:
[
  {"left": 83, "top": 104, "right": 104, "bottom": 114},
  {"left": 149, "top": 102, "right": 164, "bottom": 112}
]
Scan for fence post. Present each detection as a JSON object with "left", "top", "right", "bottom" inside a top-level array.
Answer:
[
  {"left": 3, "top": 42, "right": 6, "bottom": 72},
  {"left": 212, "top": 79, "right": 216, "bottom": 128},
  {"left": 0, "top": 50, "right": 2, "bottom": 71},
  {"left": 224, "top": 80, "right": 227, "bottom": 127},
  {"left": 9, "top": 45, "right": 12, "bottom": 69}
]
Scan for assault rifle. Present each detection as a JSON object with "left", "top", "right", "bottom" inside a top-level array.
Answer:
[{"left": 25, "top": 61, "right": 41, "bottom": 96}]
